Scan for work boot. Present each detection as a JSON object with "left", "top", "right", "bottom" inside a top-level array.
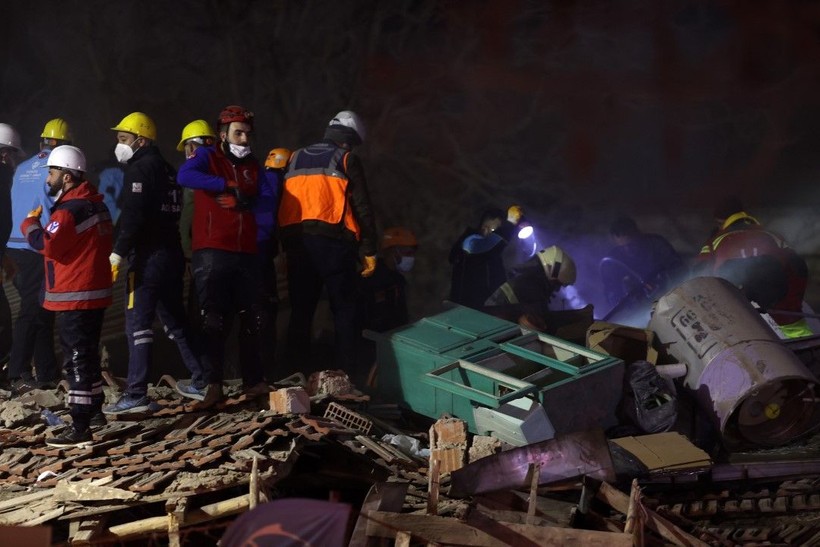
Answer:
[
  {"left": 102, "top": 394, "right": 152, "bottom": 415},
  {"left": 185, "top": 383, "right": 223, "bottom": 411},
  {"left": 90, "top": 411, "right": 107, "bottom": 428},
  {"left": 241, "top": 382, "right": 270, "bottom": 398},
  {"left": 175, "top": 379, "right": 206, "bottom": 401},
  {"left": 46, "top": 426, "right": 92, "bottom": 448},
  {"left": 11, "top": 378, "right": 40, "bottom": 397}
]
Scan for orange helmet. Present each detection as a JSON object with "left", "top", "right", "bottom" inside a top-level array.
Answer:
[
  {"left": 380, "top": 227, "right": 418, "bottom": 251},
  {"left": 265, "top": 148, "right": 291, "bottom": 169}
]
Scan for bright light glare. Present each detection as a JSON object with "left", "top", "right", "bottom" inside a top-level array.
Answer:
[{"left": 517, "top": 225, "right": 534, "bottom": 239}]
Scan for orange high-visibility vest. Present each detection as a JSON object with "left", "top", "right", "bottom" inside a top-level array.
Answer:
[{"left": 278, "top": 143, "right": 361, "bottom": 240}]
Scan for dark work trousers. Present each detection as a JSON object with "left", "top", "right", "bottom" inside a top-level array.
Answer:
[
  {"left": 124, "top": 247, "right": 205, "bottom": 396},
  {"left": 6, "top": 248, "right": 58, "bottom": 383},
  {"left": 0, "top": 282, "right": 10, "bottom": 365},
  {"left": 56, "top": 308, "right": 105, "bottom": 430},
  {"left": 284, "top": 234, "right": 360, "bottom": 377},
  {"left": 257, "top": 242, "right": 278, "bottom": 375},
  {"left": 192, "top": 249, "right": 263, "bottom": 386}
]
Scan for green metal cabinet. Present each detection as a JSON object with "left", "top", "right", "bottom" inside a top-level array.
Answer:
[{"left": 366, "top": 305, "right": 625, "bottom": 436}]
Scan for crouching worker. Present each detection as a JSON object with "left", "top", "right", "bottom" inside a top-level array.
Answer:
[
  {"left": 22, "top": 146, "right": 113, "bottom": 447},
  {"left": 484, "top": 245, "right": 590, "bottom": 340}
]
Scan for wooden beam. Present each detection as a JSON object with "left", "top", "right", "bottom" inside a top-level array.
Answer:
[
  {"left": 365, "top": 511, "right": 631, "bottom": 546},
  {"left": 427, "top": 458, "right": 441, "bottom": 516},
  {"left": 68, "top": 517, "right": 107, "bottom": 546},
  {"left": 349, "top": 482, "right": 409, "bottom": 547},
  {"left": 103, "top": 494, "right": 249, "bottom": 540},
  {"left": 596, "top": 482, "right": 709, "bottom": 547}
]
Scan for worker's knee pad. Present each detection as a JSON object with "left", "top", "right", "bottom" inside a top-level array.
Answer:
[
  {"left": 239, "top": 307, "right": 267, "bottom": 336},
  {"left": 201, "top": 309, "right": 225, "bottom": 337}
]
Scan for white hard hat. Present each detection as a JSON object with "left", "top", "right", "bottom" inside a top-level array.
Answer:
[
  {"left": 328, "top": 110, "right": 366, "bottom": 142},
  {"left": 0, "top": 123, "right": 22, "bottom": 152},
  {"left": 47, "top": 145, "right": 87, "bottom": 173},
  {"left": 536, "top": 245, "right": 577, "bottom": 285}
]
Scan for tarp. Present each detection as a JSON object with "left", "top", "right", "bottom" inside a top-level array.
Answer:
[{"left": 221, "top": 498, "right": 352, "bottom": 547}]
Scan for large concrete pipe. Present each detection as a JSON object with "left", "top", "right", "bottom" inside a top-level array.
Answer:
[{"left": 649, "top": 277, "right": 819, "bottom": 447}]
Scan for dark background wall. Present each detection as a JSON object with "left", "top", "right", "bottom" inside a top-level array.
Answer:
[{"left": 3, "top": 0, "right": 820, "bottom": 319}]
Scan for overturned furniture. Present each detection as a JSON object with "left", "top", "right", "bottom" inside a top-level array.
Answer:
[
  {"left": 366, "top": 305, "right": 624, "bottom": 445},
  {"left": 650, "top": 276, "right": 820, "bottom": 447}
]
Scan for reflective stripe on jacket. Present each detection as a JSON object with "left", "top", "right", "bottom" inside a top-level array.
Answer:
[
  {"left": 21, "top": 181, "right": 113, "bottom": 311},
  {"left": 278, "top": 143, "right": 361, "bottom": 241}
]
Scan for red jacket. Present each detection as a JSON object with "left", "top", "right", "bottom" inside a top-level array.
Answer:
[
  {"left": 177, "top": 145, "right": 260, "bottom": 254},
  {"left": 21, "top": 181, "right": 113, "bottom": 311}
]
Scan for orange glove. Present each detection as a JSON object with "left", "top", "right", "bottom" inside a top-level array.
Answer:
[
  {"left": 27, "top": 205, "right": 43, "bottom": 219},
  {"left": 225, "top": 179, "right": 239, "bottom": 189},
  {"left": 361, "top": 255, "right": 377, "bottom": 278},
  {"left": 216, "top": 193, "right": 238, "bottom": 209}
]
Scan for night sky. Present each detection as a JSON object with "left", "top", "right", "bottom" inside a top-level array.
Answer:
[{"left": 2, "top": 0, "right": 820, "bottom": 316}]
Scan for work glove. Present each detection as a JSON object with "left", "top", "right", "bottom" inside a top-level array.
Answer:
[
  {"left": 361, "top": 255, "right": 377, "bottom": 278},
  {"left": 109, "top": 253, "right": 122, "bottom": 283},
  {"left": 27, "top": 205, "right": 43, "bottom": 219},
  {"left": 218, "top": 180, "right": 251, "bottom": 210}
]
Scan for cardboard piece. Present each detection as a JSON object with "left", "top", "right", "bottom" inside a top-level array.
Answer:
[
  {"left": 612, "top": 432, "right": 711, "bottom": 472},
  {"left": 586, "top": 321, "right": 659, "bottom": 365}
]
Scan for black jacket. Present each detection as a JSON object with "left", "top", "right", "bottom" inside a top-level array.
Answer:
[{"left": 114, "top": 146, "right": 183, "bottom": 257}]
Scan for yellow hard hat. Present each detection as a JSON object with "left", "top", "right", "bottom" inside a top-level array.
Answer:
[
  {"left": 265, "top": 148, "right": 292, "bottom": 169},
  {"left": 536, "top": 245, "right": 576, "bottom": 286},
  {"left": 381, "top": 227, "right": 418, "bottom": 251},
  {"left": 40, "top": 118, "right": 72, "bottom": 142},
  {"left": 176, "top": 119, "right": 216, "bottom": 151},
  {"left": 507, "top": 205, "right": 524, "bottom": 224},
  {"left": 111, "top": 112, "right": 157, "bottom": 140}
]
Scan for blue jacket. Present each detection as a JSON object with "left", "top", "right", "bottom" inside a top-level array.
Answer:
[{"left": 8, "top": 150, "right": 56, "bottom": 251}]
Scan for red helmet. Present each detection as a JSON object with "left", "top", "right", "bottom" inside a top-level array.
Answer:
[{"left": 218, "top": 105, "right": 254, "bottom": 127}]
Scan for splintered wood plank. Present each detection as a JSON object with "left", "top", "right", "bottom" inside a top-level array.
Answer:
[
  {"left": 69, "top": 516, "right": 108, "bottom": 546},
  {"left": 349, "top": 482, "right": 409, "bottom": 547},
  {"left": 365, "top": 511, "right": 631, "bottom": 546}
]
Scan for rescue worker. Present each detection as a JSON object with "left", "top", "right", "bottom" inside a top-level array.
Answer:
[
  {"left": 178, "top": 105, "right": 277, "bottom": 402},
  {"left": 694, "top": 198, "right": 811, "bottom": 338},
  {"left": 449, "top": 208, "right": 509, "bottom": 309},
  {"left": 103, "top": 112, "right": 205, "bottom": 414},
  {"left": 0, "top": 124, "right": 19, "bottom": 378},
  {"left": 278, "top": 111, "right": 378, "bottom": 382},
  {"left": 359, "top": 226, "right": 418, "bottom": 333},
  {"left": 257, "top": 148, "right": 290, "bottom": 365},
  {"left": 601, "top": 216, "right": 684, "bottom": 310},
  {"left": 177, "top": 120, "right": 216, "bottom": 324},
  {"left": 485, "top": 245, "right": 577, "bottom": 310},
  {"left": 6, "top": 120, "right": 64, "bottom": 393},
  {"left": 22, "top": 145, "right": 113, "bottom": 446}
]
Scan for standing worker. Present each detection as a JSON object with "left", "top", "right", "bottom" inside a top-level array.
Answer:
[
  {"left": 177, "top": 120, "right": 216, "bottom": 323},
  {"left": 359, "top": 226, "right": 418, "bottom": 333},
  {"left": 5, "top": 120, "right": 65, "bottom": 393},
  {"left": 178, "top": 105, "right": 277, "bottom": 402},
  {"left": 257, "top": 148, "right": 290, "bottom": 365},
  {"left": 102, "top": 112, "right": 205, "bottom": 414},
  {"left": 0, "top": 123, "right": 21, "bottom": 378},
  {"left": 22, "top": 145, "right": 113, "bottom": 447},
  {"left": 278, "top": 111, "right": 378, "bottom": 383}
]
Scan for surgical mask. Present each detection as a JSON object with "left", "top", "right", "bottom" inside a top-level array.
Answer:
[
  {"left": 115, "top": 142, "right": 134, "bottom": 163},
  {"left": 395, "top": 256, "right": 415, "bottom": 272},
  {"left": 229, "top": 143, "right": 251, "bottom": 159}
]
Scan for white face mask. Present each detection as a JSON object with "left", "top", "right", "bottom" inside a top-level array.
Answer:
[
  {"left": 115, "top": 142, "right": 134, "bottom": 163},
  {"left": 395, "top": 256, "right": 415, "bottom": 272},
  {"left": 229, "top": 143, "right": 251, "bottom": 159}
]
